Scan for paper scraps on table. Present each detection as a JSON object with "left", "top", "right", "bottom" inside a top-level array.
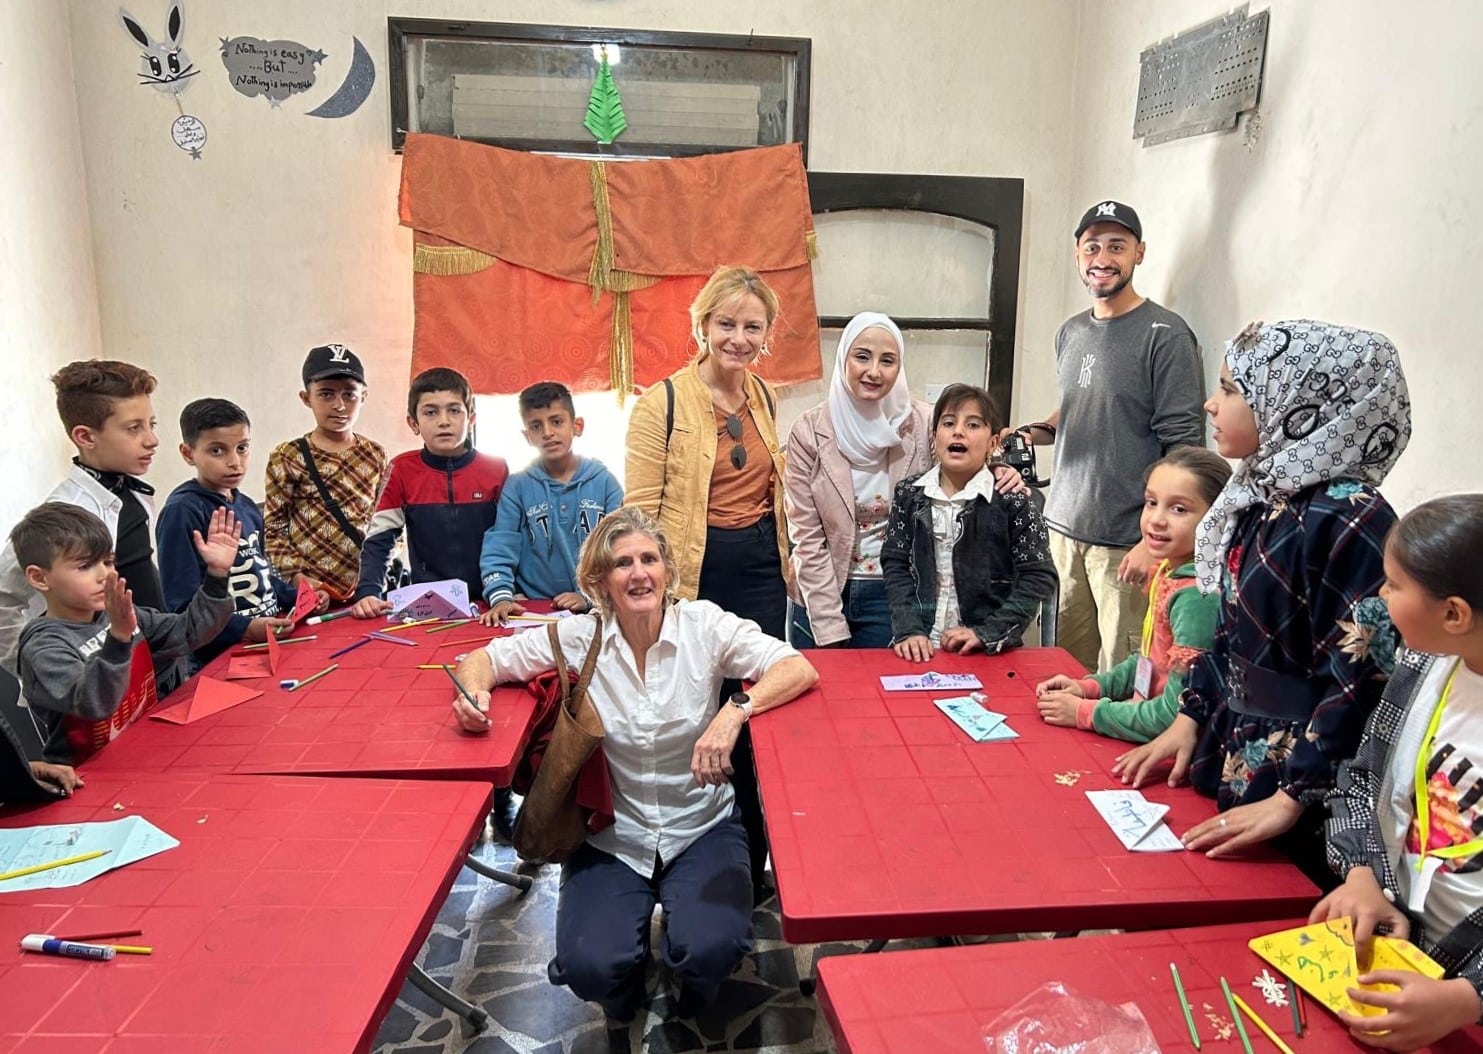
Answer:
[
  {"left": 933, "top": 696, "right": 1017, "bottom": 742},
  {"left": 1054, "top": 769, "right": 1090, "bottom": 787},
  {"left": 225, "top": 629, "right": 282, "bottom": 679},
  {"left": 289, "top": 578, "right": 320, "bottom": 624},
  {"left": 1252, "top": 969, "right": 1289, "bottom": 1007},
  {"left": 1085, "top": 789, "right": 1183, "bottom": 852},
  {"left": 880, "top": 671, "right": 983, "bottom": 692},
  {"left": 387, "top": 579, "right": 472, "bottom": 623},
  {"left": 150, "top": 676, "right": 263, "bottom": 724},
  {"left": 0, "top": 817, "right": 178, "bottom": 892},
  {"left": 1248, "top": 916, "right": 1444, "bottom": 1017}
]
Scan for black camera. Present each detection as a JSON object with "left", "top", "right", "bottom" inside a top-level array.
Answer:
[{"left": 1001, "top": 430, "right": 1050, "bottom": 488}]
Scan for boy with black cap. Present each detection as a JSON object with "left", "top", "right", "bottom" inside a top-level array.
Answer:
[
  {"left": 1004, "top": 201, "right": 1205, "bottom": 674},
  {"left": 263, "top": 345, "right": 389, "bottom": 604}
]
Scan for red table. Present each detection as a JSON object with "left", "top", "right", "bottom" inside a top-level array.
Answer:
[
  {"left": 0, "top": 769, "right": 490, "bottom": 1052},
  {"left": 816, "top": 920, "right": 1483, "bottom": 1054},
  {"left": 81, "top": 615, "right": 534, "bottom": 783},
  {"left": 752, "top": 648, "right": 1319, "bottom": 944}
]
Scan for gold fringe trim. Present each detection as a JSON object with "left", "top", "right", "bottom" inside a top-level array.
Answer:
[
  {"left": 805, "top": 229, "right": 818, "bottom": 261},
  {"left": 609, "top": 290, "right": 634, "bottom": 401},
  {"left": 587, "top": 161, "right": 660, "bottom": 299},
  {"left": 413, "top": 244, "right": 495, "bottom": 276}
]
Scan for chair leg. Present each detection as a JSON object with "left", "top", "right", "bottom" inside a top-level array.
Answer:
[
  {"left": 464, "top": 853, "right": 534, "bottom": 893},
  {"left": 406, "top": 963, "right": 489, "bottom": 1036}
]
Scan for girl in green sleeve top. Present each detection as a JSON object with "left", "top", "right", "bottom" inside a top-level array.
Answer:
[{"left": 1035, "top": 447, "right": 1231, "bottom": 743}]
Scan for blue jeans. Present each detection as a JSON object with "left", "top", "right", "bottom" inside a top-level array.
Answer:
[{"left": 789, "top": 577, "right": 893, "bottom": 649}]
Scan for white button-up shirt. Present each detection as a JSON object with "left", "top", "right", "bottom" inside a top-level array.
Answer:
[
  {"left": 483, "top": 599, "right": 798, "bottom": 876},
  {"left": 913, "top": 465, "right": 996, "bottom": 644}
]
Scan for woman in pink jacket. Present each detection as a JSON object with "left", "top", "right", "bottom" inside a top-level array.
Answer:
[{"left": 785, "top": 313, "right": 1019, "bottom": 647}]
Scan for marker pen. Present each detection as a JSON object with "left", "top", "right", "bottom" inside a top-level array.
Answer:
[
  {"left": 305, "top": 609, "right": 355, "bottom": 626},
  {"left": 20, "top": 934, "right": 116, "bottom": 960}
]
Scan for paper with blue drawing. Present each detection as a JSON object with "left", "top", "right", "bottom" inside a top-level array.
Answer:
[
  {"left": 934, "top": 696, "right": 1018, "bottom": 742},
  {"left": 1085, "top": 789, "right": 1183, "bottom": 852},
  {"left": 0, "top": 817, "right": 179, "bottom": 892},
  {"left": 880, "top": 671, "right": 983, "bottom": 691}
]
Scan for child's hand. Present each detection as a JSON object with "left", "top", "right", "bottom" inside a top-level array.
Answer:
[
  {"left": 350, "top": 597, "right": 393, "bottom": 619},
  {"left": 1036, "top": 691, "right": 1082, "bottom": 727},
  {"left": 893, "top": 635, "right": 934, "bottom": 662},
  {"left": 193, "top": 508, "right": 242, "bottom": 577},
  {"left": 1339, "top": 974, "right": 1482, "bottom": 1050},
  {"left": 940, "top": 627, "right": 984, "bottom": 654},
  {"left": 1181, "top": 791, "right": 1304, "bottom": 857},
  {"left": 297, "top": 576, "right": 332, "bottom": 614},
  {"left": 29, "top": 761, "right": 83, "bottom": 796},
  {"left": 552, "top": 591, "right": 589, "bottom": 612},
  {"left": 479, "top": 599, "right": 525, "bottom": 627},
  {"left": 1117, "top": 540, "right": 1155, "bottom": 587},
  {"left": 1310, "top": 866, "right": 1410, "bottom": 967},
  {"left": 1036, "top": 675, "right": 1084, "bottom": 698},
  {"left": 1113, "top": 713, "right": 1198, "bottom": 787},
  {"left": 989, "top": 463, "right": 1029, "bottom": 495},
  {"left": 245, "top": 616, "right": 294, "bottom": 643},
  {"left": 103, "top": 571, "right": 137, "bottom": 643}
]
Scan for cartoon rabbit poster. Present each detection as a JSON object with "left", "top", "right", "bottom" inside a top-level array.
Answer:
[{"left": 117, "top": 2, "right": 208, "bottom": 159}]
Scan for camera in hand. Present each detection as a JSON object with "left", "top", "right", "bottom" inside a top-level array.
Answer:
[{"left": 1002, "top": 430, "right": 1050, "bottom": 488}]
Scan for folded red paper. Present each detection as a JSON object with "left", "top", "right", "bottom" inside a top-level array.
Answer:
[
  {"left": 150, "top": 676, "right": 263, "bottom": 724},
  {"left": 290, "top": 579, "right": 320, "bottom": 624},
  {"left": 225, "top": 631, "right": 282, "bottom": 678}
]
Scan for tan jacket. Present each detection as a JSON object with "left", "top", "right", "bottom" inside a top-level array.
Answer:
[
  {"left": 783, "top": 400, "right": 933, "bottom": 645},
  {"left": 625, "top": 357, "right": 790, "bottom": 600}
]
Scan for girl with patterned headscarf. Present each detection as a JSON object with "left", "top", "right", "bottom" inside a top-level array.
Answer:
[{"left": 1115, "top": 320, "right": 1411, "bottom": 886}]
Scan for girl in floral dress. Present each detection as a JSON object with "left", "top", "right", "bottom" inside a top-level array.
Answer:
[{"left": 1115, "top": 320, "right": 1411, "bottom": 885}]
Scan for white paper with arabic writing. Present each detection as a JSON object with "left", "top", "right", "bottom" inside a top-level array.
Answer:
[{"left": 1085, "top": 789, "right": 1183, "bottom": 852}]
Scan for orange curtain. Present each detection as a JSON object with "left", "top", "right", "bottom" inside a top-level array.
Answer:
[{"left": 398, "top": 134, "right": 821, "bottom": 395}]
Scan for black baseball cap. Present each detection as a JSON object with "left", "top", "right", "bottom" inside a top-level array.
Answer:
[
  {"left": 302, "top": 344, "right": 366, "bottom": 387},
  {"left": 1074, "top": 201, "right": 1142, "bottom": 242}
]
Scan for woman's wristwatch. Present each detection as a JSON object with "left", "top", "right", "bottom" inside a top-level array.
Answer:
[{"left": 728, "top": 692, "right": 754, "bottom": 721}]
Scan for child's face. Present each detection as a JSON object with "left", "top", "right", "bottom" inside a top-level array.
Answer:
[
  {"left": 25, "top": 551, "right": 115, "bottom": 619},
  {"left": 1205, "top": 364, "right": 1260, "bottom": 459},
  {"left": 932, "top": 401, "right": 996, "bottom": 478},
  {"left": 181, "top": 424, "right": 251, "bottom": 497},
  {"left": 1140, "top": 465, "right": 1209, "bottom": 565},
  {"left": 299, "top": 378, "right": 367, "bottom": 437},
  {"left": 523, "top": 403, "right": 583, "bottom": 464},
  {"left": 409, "top": 389, "right": 472, "bottom": 457},
  {"left": 74, "top": 395, "right": 159, "bottom": 476},
  {"left": 1381, "top": 541, "right": 1452, "bottom": 654},
  {"left": 843, "top": 327, "right": 902, "bottom": 403}
]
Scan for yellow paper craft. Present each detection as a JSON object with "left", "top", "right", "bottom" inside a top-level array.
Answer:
[{"left": 1249, "top": 919, "right": 1445, "bottom": 1017}]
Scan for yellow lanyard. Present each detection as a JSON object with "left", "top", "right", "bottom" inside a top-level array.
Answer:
[
  {"left": 1413, "top": 661, "right": 1483, "bottom": 870},
  {"left": 1139, "top": 560, "right": 1169, "bottom": 656}
]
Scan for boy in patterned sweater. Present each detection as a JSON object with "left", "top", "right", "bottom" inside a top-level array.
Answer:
[{"left": 264, "top": 345, "right": 388, "bottom": 604}]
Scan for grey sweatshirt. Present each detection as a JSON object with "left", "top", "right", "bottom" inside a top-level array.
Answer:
[
  {"left": 1043, "top": 299, "right": 1206, "bottom": 548},
  {"left": 17, "top": 575, "right": 232, "bottom": 762}
]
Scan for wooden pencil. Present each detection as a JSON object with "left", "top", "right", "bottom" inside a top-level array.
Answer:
[
  {"left": 1169, "top": 962, "right": 1201, "bottom": 1050},
  {"left": 1220, "top": 977, "right": 1254, "bottom": 1054},
  {"left": 1232, "top": 993, "right": 1296, "bottom": 1054}
]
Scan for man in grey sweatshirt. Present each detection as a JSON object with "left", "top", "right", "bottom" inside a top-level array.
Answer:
[
  {"left": 10, "top": 502, "right": 238, "bottom": 764},
  {"left": 1005, "top": 202, "right": 1205, "bottom": 674}
]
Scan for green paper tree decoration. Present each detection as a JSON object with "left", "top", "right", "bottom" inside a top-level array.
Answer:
[{"left": 584, "top": 52, "right": 628, "bottom": 145}]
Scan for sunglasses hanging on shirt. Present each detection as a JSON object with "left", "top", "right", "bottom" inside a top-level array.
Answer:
[{"left": 722, "top": 413, "right": 747, "bottom": 470}]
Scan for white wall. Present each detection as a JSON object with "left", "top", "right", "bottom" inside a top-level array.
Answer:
[
  {"left": 1061, "top": 0, "right": 1483, "bottom": 511},
  {"left": 0, "top": 1, "right": 103, "bottom": 529},
  {"left": 62, "top": 0, "right": 1082, "bottom": 496}
]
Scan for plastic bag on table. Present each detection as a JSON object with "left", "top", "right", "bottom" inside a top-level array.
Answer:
[{"left": 982, "top": 981, "right": 1161, "bottom": 1054}]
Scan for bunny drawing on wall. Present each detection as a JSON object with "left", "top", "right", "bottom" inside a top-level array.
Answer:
[{"left": 116, "top": 3, "right": 208, "bottom": 158}]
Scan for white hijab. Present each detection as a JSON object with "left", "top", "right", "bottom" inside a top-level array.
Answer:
[{"left": 827, "top": 312, "right": 912, "bottom": 468}]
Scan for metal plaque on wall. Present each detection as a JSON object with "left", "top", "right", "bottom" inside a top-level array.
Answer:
[{"left": 1133, "top": 6, "right": 1269, "bottom": 146}]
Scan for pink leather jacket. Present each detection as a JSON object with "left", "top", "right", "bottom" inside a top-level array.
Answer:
[{"left": 783, "top": 400, "right": 933, "bottom": 646}]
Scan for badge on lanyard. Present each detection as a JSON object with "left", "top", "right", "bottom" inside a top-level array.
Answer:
[
  {"left": 1406, "top": 661, "right": 1483, "bottom": 909},
  {"left": 1134, "top": 655, "right": 1155, "bottom": 699}
]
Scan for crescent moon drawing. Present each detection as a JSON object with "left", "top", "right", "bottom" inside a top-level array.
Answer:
[{"left": 306, "top": 36, "right": 374, "bottom": 118}]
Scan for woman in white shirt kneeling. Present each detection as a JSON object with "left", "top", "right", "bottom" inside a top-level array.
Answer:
[{"left": 450, "top": 505, "right": 818, "bottom": 1023}]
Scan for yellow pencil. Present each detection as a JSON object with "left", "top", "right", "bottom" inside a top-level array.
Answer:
[
  {"left": 0, "top": 849, "right": 110, "bottom": 882},
  {"left": 108, "top": 945, "right": 153, "bottom": 955},
  {"left": 1232, "top": 993, "right": 1296, "bottom": 1054},
  {"left": 380, "top": 617, "right": 440, "bottom": 633},
  {"left": 506, "top": 614, "right": 559, "bottom": 623}
]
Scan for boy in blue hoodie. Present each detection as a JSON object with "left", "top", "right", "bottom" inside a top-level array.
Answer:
[
  {"left": 157, "top": 399, "right": 295, "bottom": 666},
  {"left": 478, "top": 382, "right": 623, "bottom": 626}
]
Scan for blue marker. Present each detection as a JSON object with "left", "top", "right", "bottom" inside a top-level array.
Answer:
[{"left": 21, "top": 934, "right": 115, "bottom": 960}]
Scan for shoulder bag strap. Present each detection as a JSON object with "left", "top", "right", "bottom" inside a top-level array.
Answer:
[
  {"left": 296, "top": 437, "right": 364, "bottom": 548},
  {"left": 547, "top": 621, "right": 570, "bottom": 694},
  {"left": 574, "top": 615, "right": 603, "bottom": 696}
]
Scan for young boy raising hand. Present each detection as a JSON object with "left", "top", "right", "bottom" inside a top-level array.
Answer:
[{"left": 12, "top": 503, "right": 239, "bottom": 763}]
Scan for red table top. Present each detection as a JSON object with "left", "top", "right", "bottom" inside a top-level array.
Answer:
[
  {"left": 752, "top": 648, "right": 1319, "bottom": 944},
  {"left": 0, "top": 770, "right": 490, "bottom": 1053},
  {"left": 81, "top": 614, "right": 535, "bottom": 784},
  {"left": 816, "top": 920, "right": 1483, "bottom": 1054}
]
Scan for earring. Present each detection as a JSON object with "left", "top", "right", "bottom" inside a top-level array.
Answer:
[{"left": 760, "top": 342, "right": 771, "bottom": 356}]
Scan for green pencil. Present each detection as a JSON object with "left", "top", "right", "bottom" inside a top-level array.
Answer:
[
  {"left": 1220, "top": 977, "right": 1254, "bottom": 1054},
  {"left": 1169, "top": 962, "right": 1201, "bottom": 1050},
  {"left": 1286, "top": 978, "right": 1302, "bottom": 1037}
]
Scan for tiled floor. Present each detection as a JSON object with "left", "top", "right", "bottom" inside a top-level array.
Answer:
[{"left": 372, "top": 831, "right": 943, "bottom": 1054}]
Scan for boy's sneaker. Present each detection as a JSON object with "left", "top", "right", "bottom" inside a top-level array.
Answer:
[{"left": 490, "top": 786, "right": 517, "bottom": 842}]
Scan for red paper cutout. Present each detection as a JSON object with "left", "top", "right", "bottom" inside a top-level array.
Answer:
[
  {"left": 151, "top": 676, "right": 263, "bottom": 724},
  {"left": 290, "top": 579, "right": 320, "bottom": 624},
  {"left": 226, "top": 632, "right": 281, "bottom": 679},
  {"left": 64, "top": 642, "right": 158, "bottom": 761}
]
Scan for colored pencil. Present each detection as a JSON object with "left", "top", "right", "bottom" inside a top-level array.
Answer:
[
  {"left": 108, "top": 945, "right": 153, "bottom": 955},
  {"left": 380, "top": 617, "right": 439, "bottom": 633},
  {"left": 1220, "top": 977, "right": 1254, "bottom": 1054},
  {"left": 1232, "top": 993, "right": 1296, "bottom": 1054},
  {"left": 1169, "top": 962, "right": 1200, "bottom": 1050},
  {"left": 440, "top": 664, "right": 490, "bottom": 725},
  {"left": 288, "top": 663, "right": 339, "bottom": 691},
  {"left": 506, "top": 613, "right": 560, "bottom": 623},
  {"left": 435, "top": 636, "right": 495, "bottom": 649},
  {"left": 53, "top": 928, "right": 142, "bottom": 943},
  {"left": 240, "top": 636, "right": 317, "bottom": 651},
  {"left": 424, "top": 619, "right": 472, "bottom": 634},
  {"left": 305, "top": 609, "right": 355, "bottom": 625},
  {"left": 328, "top": 637, "right": 373, "bottom": 660},
  {"left": 1285, "top": 979, "right": 1302, "bottom": 1037},
  {"left": 368, "top": 631, "right": 418, "bottom": 647},
  {"left": 0, "top": 849, "right": 109, "bottom": 882}
]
